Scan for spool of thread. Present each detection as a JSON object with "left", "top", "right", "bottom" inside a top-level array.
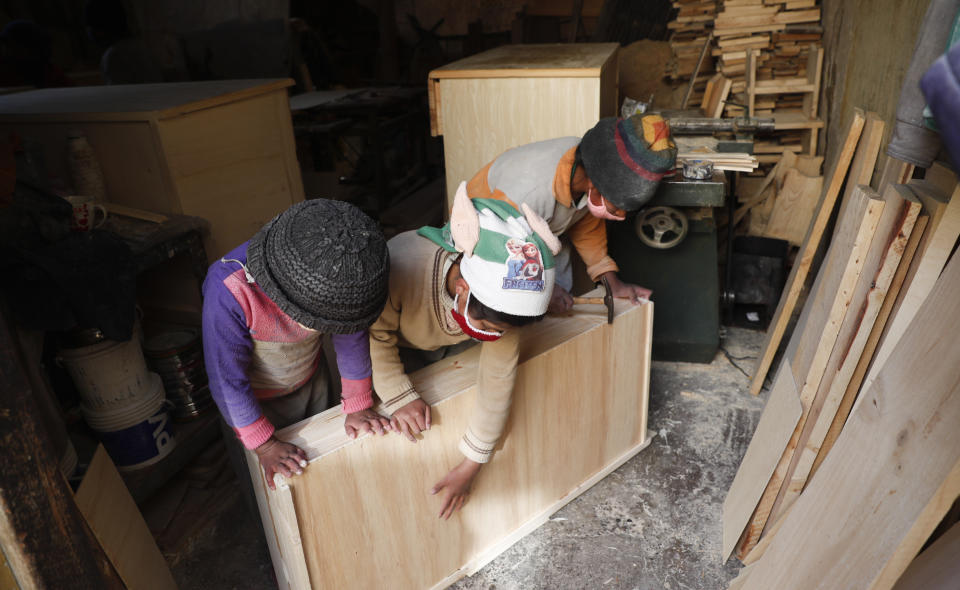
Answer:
[{"left": 66, "top": 130, "right": 107, "bottom": 203}]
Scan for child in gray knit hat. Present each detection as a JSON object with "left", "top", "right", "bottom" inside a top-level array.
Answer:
[{"left": 202, "top": 199, "right": 390, "bottom": 497}]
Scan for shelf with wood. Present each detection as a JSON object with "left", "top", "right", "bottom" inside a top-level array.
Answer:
[{"left": 746, "top": 43, "right": 823, "bottom": 157}]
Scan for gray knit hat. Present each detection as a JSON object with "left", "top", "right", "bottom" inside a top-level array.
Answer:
[{"left": 246, "top": 199, "right": 389, "bottom": 334}]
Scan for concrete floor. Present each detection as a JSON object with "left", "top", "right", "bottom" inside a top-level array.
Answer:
[{"left": 170, "top": 327, "right": 768, "bottom": 590}]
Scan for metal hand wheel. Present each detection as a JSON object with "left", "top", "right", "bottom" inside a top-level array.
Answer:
[{"left": 635, "top": 206, "right": 689, "bottom": 249}]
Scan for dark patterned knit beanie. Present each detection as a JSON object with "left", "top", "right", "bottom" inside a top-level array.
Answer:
[
  {"left": 580, "top": 113, "right": 677, "bottom": 212},
  {"left": 247, "top": 199, "right": 389, "bottom": 334}
]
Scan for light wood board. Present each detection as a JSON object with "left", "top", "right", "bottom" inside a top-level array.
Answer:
[
  {"left": 429, "top": 43, "right": 620, "bottom": 79},
  {"left": 748, "top": 109, "right": 867, "bottom": 395},
  {"left": 725, "top": 185, "right": 884, "bottom": 560},
  {"left": 860, "top": 180, "right": 960, "bottom": 401},
  {"left": 768, "top": 183, "right": 921, "bottom": 523},
  {"left": 730, "top": 249, "right": 960, "bottom": 590},
  {"left": 761, "top": 168, "right": 823, "bottom": 245},
  {"left": 247, "top": 298, "right": 653, "bottom": 589},
  {"left": 809, "top": 212, "right": 929, "bottom": 479},
  {"left": 435, "top": 74, "right": 613, "bottom": 211},
  {"left": 75, "top": 445, "right": 177, "bottom": 590}
]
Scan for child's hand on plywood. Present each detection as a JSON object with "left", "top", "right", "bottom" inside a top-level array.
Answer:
[
  {"left": 431, "top": 458, "right": 482, "bottom": 520},
  {"left": 391, "top": 398, "right": 432, "bottom": 442},
  {"left": 344, "top": 408, "right": 392, "bottom": 439},
  {"left": 255, "top": 436, "right": 308, "bottom": 490}
]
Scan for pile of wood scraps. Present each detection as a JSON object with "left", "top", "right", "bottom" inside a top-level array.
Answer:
[
  {"left": 722, "top": 106, "right": 960, "bottom": 588},
  {"left": 730, "top": 150, "right": 822, "bottom": 245},
  {"left": 666, "top": 0, "right": 824, "bottom": 162},
  {"left": 677, "top": 149, "right": 759, "bottom": 173},
  {"left": 667, "top": 1, "right": 718, "bottom": 105}
]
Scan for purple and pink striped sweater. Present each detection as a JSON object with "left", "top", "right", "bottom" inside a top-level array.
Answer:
[{"left": 202, "top": 242, "right": 374, "bottom": 449}]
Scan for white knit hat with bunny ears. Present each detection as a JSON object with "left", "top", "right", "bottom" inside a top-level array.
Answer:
[{"left": 417, "top": 182, "right": 561, "bottom": 316}]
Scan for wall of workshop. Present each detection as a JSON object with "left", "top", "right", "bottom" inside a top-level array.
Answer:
[{"left": 820, "top": 0, "right": 932, "bottom": 172}]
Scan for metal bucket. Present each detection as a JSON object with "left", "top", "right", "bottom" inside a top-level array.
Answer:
[{"left": 143, "top": 329, "right": 213, "bottom": 421}]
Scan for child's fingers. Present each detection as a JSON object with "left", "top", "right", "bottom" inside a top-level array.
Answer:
[
  {"left": 265, "top": 468, "right": 277, "bottom": 490},
  {"left": 345, "top": 424, "right": 357, "bottom": 439},
  {"left": 284, "top": 458, "right": 301, "bottom": 476},
  {"left": 401, "top": 420, "right": 416, "bottom": 442},
  {"left": 440, "top": 495, "right": 453, "bottom": 520},
  {"left": 379, "top": 416, "right": 392, "bottom": 431},
  {"left": 368, "top": 417, "right": 385, "bottom": 435}
]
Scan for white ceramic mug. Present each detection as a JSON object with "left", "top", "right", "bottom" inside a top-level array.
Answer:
[{"left": 64, "top": 195, "right": 108, "bottom": 232}]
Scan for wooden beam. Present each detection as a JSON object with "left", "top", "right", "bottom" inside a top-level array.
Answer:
[
  {"left": 748, "top": 109, "right": 867, "bottom": 395},
  {"left": 247, "top": 298, "right": 653, "bottom": 589},
  {"left": 0, "top": 307, "right": 124, "bottom": 590}
]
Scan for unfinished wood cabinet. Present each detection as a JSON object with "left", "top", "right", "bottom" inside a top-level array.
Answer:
[
  {"left": 246, "top": 298, "right": 653, "bottom": 590},
  {"left": 0, "top": 79, "right": 304, "bottom": 260},
  {"left": 428, "top": 43, "right": 619, "bottom": 211}
]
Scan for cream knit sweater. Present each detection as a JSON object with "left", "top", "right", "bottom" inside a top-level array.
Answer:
[{"left": 369, "top": 230, "right": 520, "bottom": 463}]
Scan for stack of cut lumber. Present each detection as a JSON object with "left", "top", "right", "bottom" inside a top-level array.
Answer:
[
  {"left": 712, "top": 0, "right": 821, "bottom": 103},
  {"left": 666, "top": 0, "right": 718, "bottom": 105},
  {"left": 666, "top": 0, "right": 824, "bottom": 161},
  {"left": 722, "top": 108, "right": 960, "bottom": 588},
  {"left": 677, "top": 149, "right": 759, "bottom": 173}
]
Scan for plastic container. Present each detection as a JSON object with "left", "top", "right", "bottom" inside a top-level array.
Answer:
[
  {"left": 58, "top": 337, "right": 152, "bottom": 411},
  {"left": 81, "top": 373, "right": 176, "bottom": 471}
]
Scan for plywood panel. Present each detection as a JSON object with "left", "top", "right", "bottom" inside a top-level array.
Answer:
[
  {"left": 430, "top": 43, "right": 619, "bottom": 78},
  {"left": 75, "top": 446, "right": 177, "bottom": 590},
  {"left": 247, "top": 299, "right": 652, "bottom": 589},
  {"left": 158, "top": 91, "right": 304, "bottom": 258},
  {"left": 732, "top": 251, "right": 960, "bottom": 590},
  {"left": 438, "top": 76, "right": 604, "bottom": 209}
]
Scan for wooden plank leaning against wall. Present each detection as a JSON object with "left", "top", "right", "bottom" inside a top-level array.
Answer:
[
  {"left": 0, "top": 307, "right": 125, "bottom": 589},
  {"left": 729, "top": 246, "right": 960, "bottom": 590}
]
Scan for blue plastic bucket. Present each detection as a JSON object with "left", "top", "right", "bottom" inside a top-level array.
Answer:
[{"left": 81, "top": 373, "right": 176, "bottom": 471}]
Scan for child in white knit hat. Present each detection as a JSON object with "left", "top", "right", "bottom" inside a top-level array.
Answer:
[{"left": 366, "top": 182, "right": 560, "bottom": 519}]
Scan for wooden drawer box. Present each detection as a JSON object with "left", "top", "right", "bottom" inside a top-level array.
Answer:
[
  {"left": 0, "top": 79, "right": 304, "bottom": 261},
  {"left": 428, "top": 43, "right": 620, "bottom": 211},
  {"left": 246, "top": 297, "right": 653, "bottom": 589}
]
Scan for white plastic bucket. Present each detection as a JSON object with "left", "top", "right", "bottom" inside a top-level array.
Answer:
[
  {"left": 59, "top": 337, "right": 152, "bottom": 411},
  {"left": 81, "top": 373, "right": 176, "bottom": 471}
]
